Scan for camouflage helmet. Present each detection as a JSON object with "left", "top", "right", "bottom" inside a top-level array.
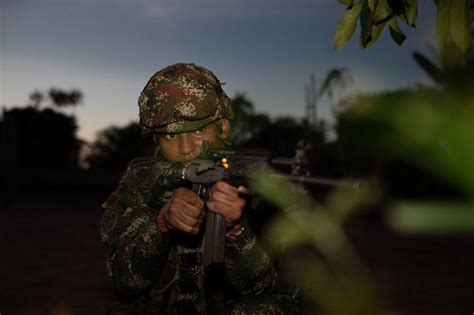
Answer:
[{"left": 138, "top": 63, "right": 234, "bottom": 134}]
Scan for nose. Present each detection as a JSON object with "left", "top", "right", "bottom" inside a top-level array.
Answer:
[{"left": 178, "top": 133, "right": 196, "bottom": 157}]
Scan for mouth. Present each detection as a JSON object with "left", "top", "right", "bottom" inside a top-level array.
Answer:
[
  {"left": 181, "top": 155, "right": 197, "bottom": 165},
  {"left": 181, "top": 151, "right": 200, "bottom": 163}
]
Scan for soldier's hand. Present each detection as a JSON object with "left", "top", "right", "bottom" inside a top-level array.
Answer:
[
  {"left": 156, "top": 187, "right": 205, "bottom": 234},
  {"left": 207, "top": 181, "right": 246, "bottom": 229}
]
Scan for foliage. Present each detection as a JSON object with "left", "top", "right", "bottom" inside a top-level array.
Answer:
[
  {"left": 85, "top": 122, "right": 155, "bottom": 170},
  {"left": 334, "top": 0, "right": 474, "bottom": 58},
  {"left": 413, "top": 45, "right": 474, "bottom": 94},
  {"left": 29, "top": 90, "right": 44, "bottom": 108},
  {"left": 247, "top": 74, "right": 474, "bottom": 314},
  {"left": 318, "top": 67, "right": 354, "bottom": 99},
  {"left": 48, "top": 88, "right": 83, "bottom": 108},
  {"left": 250, "top": 167, "right": 389, "bottom": 314},
  {"left": 239, "top": 116, "right": 324, "bottom": 157},
  {"left": 334, "top": 83, "right": 474, "bottom": 232},
  {"left": 228, "top": 93, "right": 271, "bottom": 145},
  {"left": 0, "top": 106, "right": 81, "bottom": 169},
  {"left": 28, "top": 88, "right": 83, "bottom": 109}
]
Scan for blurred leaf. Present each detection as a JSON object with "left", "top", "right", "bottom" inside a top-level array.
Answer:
[
  {"left": 356, "top": 91, "right": 474, "bottom": 196},
  {"left": 325, "top": 179, "right": 380, "bottom": 221},
  {"left": 436, "top": 0, "right": 452, "bottom": 54},
  {"left": 450, "top": 0, "right": 471, "bottom": 54},
  {"left": 388, "top": 201, "right": 474, "bottom": 233},
  {"left": 394, "top": 104, "right": 474, "bottom": 196},
  {"left": 249, "top": 167, "right": 361, "bottom": 262},
  {"left": 249, "top": 167, "right": 394, "bottom": 314},
  {"left": 412, "top": 51, "right": 445, "bottom": 86},
  {"left": 334, "top": 2, "right": 363, "bottom": 49},
  {"left": 286, "top": 258, "right": 383, "bottom": 315},
  {"left": 388, "top": 17, "right": 406, "bottom": 45},
  {"left": 441, "top": 38, "right": 466, "bottom": 67},
  {"left": 360, "top": 0, "right": 374, "bottom": 48}
]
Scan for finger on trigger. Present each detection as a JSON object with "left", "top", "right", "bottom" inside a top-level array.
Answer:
[{"left": 215, "top": 181, "right": 238, "bottom": 194}]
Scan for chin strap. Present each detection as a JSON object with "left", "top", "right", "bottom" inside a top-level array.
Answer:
[{"left": 153, "top": 144, "right": 161, "bottom": 160}]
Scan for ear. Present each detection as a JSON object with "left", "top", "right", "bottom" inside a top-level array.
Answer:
[{"left": 219, "top": 118, "right": 230, "bottom": 138}]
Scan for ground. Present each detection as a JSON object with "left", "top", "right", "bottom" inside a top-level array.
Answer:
[{"left": 0, "top": 193, "right": 114, "bottom": 315}]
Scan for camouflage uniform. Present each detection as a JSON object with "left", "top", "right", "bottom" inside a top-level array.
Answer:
[{"left": 101, "top": 64, "right": 302, "bottom": 314}]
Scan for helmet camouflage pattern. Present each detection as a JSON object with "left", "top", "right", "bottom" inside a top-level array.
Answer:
[{"left": 138, "top": 63, "right": 234, "bottom": 134}]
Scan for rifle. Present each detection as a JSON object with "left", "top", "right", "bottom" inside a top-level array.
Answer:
[{"left": 148, "top": 147, "right": 358, "bottom": 271}]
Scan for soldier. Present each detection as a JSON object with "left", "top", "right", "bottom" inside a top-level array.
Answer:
[{"left": 101, "top": 63, "right": 301, "bottom": 314}]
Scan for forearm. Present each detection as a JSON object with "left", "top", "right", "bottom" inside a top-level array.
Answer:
[
  {"left": 224, "top": 220, "right": 277, "bottom": 296},
  {"left": 102, "top": 204, "right": 170, "bottom": 297}
]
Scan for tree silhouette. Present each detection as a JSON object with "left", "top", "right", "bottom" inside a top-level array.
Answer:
[
  {"left": 85, "top": 122, "right": 154, "bottom": 170},
  {"left": 48, "top": 88, "right": 83, "bottom": 108},
  {"left": 318, "top": 67, "right": 354, "bottom": 99},
  {"left": 0, "top": 106, "right": 81, "bottom": 169},
  {"left": 29, "top": 90, "right": 44, "bottom": 109},
  {"left": 1, "top": 88, "right": 85, "bottom": 171},
  {"left": 229, "top": 93, "right": 271, "bottom": 145}
]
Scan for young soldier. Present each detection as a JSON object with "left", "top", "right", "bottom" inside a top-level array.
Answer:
[{"left": 101, "top": 63, "right": 301, "bottom": 314}]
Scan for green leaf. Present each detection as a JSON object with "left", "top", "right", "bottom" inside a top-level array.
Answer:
[
  {"left": 334, "top": 2, "right": 363, "bottom": 49},
  {"left": 361, "top": 22, "right": 385, "bottom": 48},
  {"left": 373, "top": 0, "right": 392, "bottom": 24},
  {"left": 360, "top": 0, "right": 373, "bottom": 48},
  {"left": 436, "top": 0, "right": 452, "bottom": 54},
  {"left": 450, "top": 0, "right": 471, "bottom": 54},
  {"left": 368, "top": 0, "right": 378, "bottom": 11},
  {"left": 338, "top": 0, "right": 354, "bottom": 6},
  {"left": 388, "top": 17, "right": 406, "bottom": 45},
  {"left": 388, "top": 201, "right": 474, "bottom": 233},
  {"left": 402, "top": 0, "right": 418, "bottom": 26}
]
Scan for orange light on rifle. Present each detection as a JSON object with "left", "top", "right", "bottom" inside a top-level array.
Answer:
[{"left": 221, "top": 158, "right": 230, "bottom": 169}]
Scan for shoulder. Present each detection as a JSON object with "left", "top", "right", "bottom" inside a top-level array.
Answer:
[
  {"left": 119, "top": 157, "right": 157, "bottom": 185},
  {"left": 102, "top": 157, "right": 158, "bottom": 210}
]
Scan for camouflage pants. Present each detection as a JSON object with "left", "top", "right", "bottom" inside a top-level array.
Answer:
[{"left": 106, "top": 293, "right": 301, "bottom": 315}]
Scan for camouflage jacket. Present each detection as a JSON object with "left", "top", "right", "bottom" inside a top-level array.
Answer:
[{"left": 101, "top": 156, "right": 280, "bottom": 315}]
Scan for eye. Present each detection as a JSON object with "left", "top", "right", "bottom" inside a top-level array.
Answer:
[
  {"left": 194, "top": 127, "right": 205, "bottom": 135},
  {"left": 164, "top": 134, "right": 177, "bottom": 140}
]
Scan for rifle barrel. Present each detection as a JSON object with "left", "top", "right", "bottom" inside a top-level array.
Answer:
[{"left": 273, "top": 173, "right": 359, "bottom": 188}]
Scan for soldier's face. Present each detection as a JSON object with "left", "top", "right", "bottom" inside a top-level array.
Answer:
[{"left": 158, "top": 118, "right": 230, "bottom": 163}]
